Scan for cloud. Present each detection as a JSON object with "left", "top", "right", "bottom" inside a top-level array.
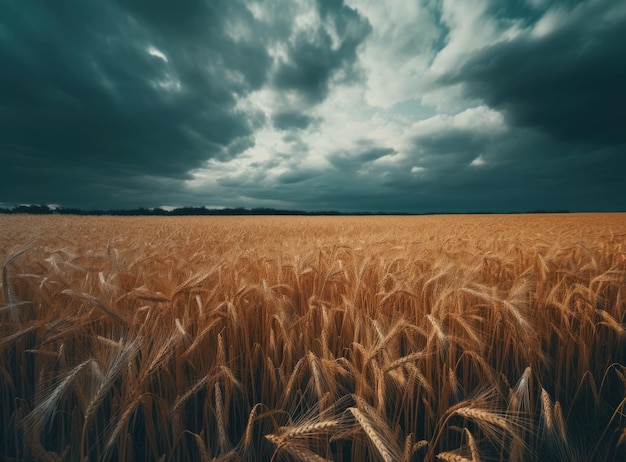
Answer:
[
  {"left": 470, "top": 155, "right": 485, "bottom": 167},
  {"left": 277, "top": 168, "right": 322, "bottom": 184},
  {"left": 1, "top": 0, "right": 624, "bottom": 213},
  {"left": 0, "top": 1, "right": 275, "bottom": 207},
  {"left": 0, "top": 0, "right": 371, "bottom": 209},
  {"left": 328, "top": 143, "right": 395, "bottom": 170},
  {"left": 272, "top": 111, "right": 317, "bottom": 130},
  {"left": 442, "top": 0, "right": 626, "bottom": 145},
  {"left": 349, "top": 0, "right": 443, "bottom": 107},
  {"left": 267, "top": 0, "right": 371, "bottom": 128},
  {"left": 402, "top": 107, "right": 506, "bottom": 173},
  {"left": 146, "top": 46, "right": 169, "bottom": 63}
]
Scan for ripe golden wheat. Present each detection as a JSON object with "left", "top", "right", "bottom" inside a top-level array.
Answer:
[{"left": 1, "top": 213, "right": 625, "bottom": 461}]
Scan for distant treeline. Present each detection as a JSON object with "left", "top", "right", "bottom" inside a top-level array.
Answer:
[
  {"left": 0, "top": 204, "right": 574, "bottom": 216},
  {"left": 0, "top": 204, "right": 347, "bottom": 216}
]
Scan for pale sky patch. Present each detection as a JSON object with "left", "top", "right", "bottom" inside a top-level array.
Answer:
[
  {"left": 347, "top": 0, "right": 438, "bottom": 107},
  {"left": 531, "top": 8, "right": 565, "bottom": 38},
  {"left": 470, "top": 155, "right": 486, "bottom": 167},
  {"left": 429, "top": 0, "right": 495, "bottom": 76},
  {"left": 146, "top": 46, "right": 168, "bottom": 62},
  {"left": 409, "top": 106, "right": 505, "bottom": 137}
]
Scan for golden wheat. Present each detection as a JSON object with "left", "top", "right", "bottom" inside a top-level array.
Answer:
[{"left": 0, "top": 213, "right": 625, "bottom": 461}]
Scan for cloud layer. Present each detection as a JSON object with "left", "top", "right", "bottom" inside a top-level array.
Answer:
[{"left": 1, "top": 0, "right": 624, "bottom": 212}]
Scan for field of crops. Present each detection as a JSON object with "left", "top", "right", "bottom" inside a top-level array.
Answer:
[{"left": 1, "top": 214, "right": 625, "bottom": 461}]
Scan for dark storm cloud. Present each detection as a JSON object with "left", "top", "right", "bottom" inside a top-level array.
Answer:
[
  {"left": 272, "top": 0, "right": 371, "bottom": 105},
  {"left": 201, "top": 0, "right": 625, "bottom": 214},
  {"left": 272, "top": 111, "right": 317, "bottom": 130},
  {"left": 0, "top": 0, "right": 375, "bottom": 209},
  {"left": 240, "top": 110, "right": 625, "bottom": 213},
  {"left": 444, "top": 0, "right": 626, "bottom": 145},
  {"left": 0, "top": 0, "right": 273, "bottom": 208},
  {"left": 200, "top": 137, "right": 626, "bottom": 213},
  {"left": 393, "top": 119, "right": 626, "bottom": 212},
  {"left": 2, "top": 0, "right": 624, "bottom": 213},
  {"left": 277, "top": 169, "right": 322, "bottom": 184},
  {"left": 410, "top": 133, "right": 485, "bottom": 172},
  {"left": 121, "top": 0, "right": 274, "bottom": 91},
  {"left": 268, "top": 2, "right": 370, "bottom": 131},
  {"left": 328, "top": 144, "right": 395, "bottom": 170},
  {"left": 201, "top": 101, "right": 625, "bottom": 213}
]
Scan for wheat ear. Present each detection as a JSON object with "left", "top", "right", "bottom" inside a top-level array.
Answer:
[
  {"left": 348, "top": 407, "right": 399, "bottom": 462},
  {"left": 436, "top": 452, "right": 473, "bottom": 462}
]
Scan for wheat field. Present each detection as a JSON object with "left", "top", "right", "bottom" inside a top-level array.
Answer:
[{"left": 1, "top": 213, "right": 625, "bottom": 461}]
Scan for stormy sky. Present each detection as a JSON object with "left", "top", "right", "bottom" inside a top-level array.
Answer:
[{"left": 1, "top": 0, "right": 625, "bottom": 212}]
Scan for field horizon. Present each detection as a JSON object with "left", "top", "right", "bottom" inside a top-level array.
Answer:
[
  {"left": 2, "top": 213, "right": 625, "bottom": 461},
  {"left": 0, "top": 203, "right": 585, "bottom": 216}
]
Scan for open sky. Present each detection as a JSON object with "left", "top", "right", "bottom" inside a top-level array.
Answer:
[{"left": 1, "top": 0, "right": 625, "bottom": 213}]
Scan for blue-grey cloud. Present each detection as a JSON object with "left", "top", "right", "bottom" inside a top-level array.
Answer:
[
  {"left": 277, "top": 169, "right": 322, "bottom": 184},
  {"left": 328, "top": 144, "right": 395, "bottom": 170},
  {"left": 0, "top": 0, "right": 624, "bottom": 213},
  {"left": 0, "top": 0, "right": 272, "bottom": 208},
  {"left": 272, "top": 0, "right": 370, "bottom": 105},
  {"left": 443, "top": 0, "right": 626, "bottom": 145},
  {"left": 272, "top": 112, "right": 318, "bottom": 130}
]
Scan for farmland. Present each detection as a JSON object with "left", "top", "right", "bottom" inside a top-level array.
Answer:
[{"left": 1, "top": 214, "right": 625, "bottom": 461}]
